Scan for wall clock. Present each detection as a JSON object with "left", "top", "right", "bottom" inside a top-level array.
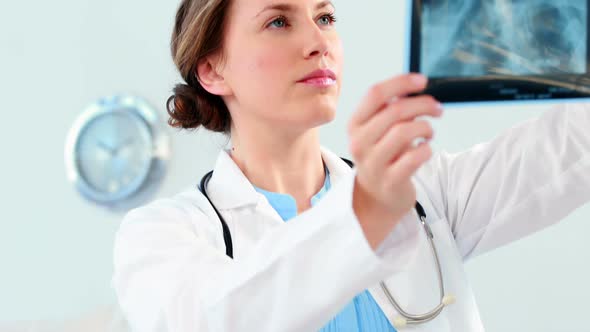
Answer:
[{"left": 65, "top": 95, "right": 170, "bottom": 206}]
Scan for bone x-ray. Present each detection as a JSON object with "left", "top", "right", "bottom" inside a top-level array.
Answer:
[{"left": 409, "top": 0, "right": 590, "bottom": 103}]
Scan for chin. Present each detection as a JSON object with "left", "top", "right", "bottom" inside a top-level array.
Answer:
[{"left": 308, "top": 103, "right": 337, "bottom": 128}]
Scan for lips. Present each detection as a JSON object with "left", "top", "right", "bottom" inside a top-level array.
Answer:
[{"left": 298, "top": 69, "right": 337, "bottom": 83}]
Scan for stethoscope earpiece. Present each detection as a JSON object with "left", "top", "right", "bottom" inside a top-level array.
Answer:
[
  {"left": 442, "top": 294, "right": 456, "bottom": 306},
  {"left": 393, "top": 317, "right": 408, "bottom": 329},
  {"left": 391, "top": 292, "right": 457, "bottom": 329}
]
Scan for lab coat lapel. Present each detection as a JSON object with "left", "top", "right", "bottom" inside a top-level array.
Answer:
[
  {"left": 205, "top": 146, "right": 357, "bottom": 260},
  {"left": 207, "top": 149, "right": 261, "bottom": 210},
  {"left": 320, "top": 146, "right": 354, "bottom": 183},
  {"left": 206, "top": 149, "right": 284, "bottom": 259}
]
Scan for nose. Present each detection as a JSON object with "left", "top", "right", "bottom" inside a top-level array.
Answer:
[{"left": 302, "top": 23, "right": 330, "bottom": 59}]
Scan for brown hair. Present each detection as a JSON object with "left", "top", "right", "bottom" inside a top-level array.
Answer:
[{"left": 167, "top": 0, "right": 232, "bottom": 134}]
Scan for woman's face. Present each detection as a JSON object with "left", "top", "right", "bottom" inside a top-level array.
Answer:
[{"left": 219, "top": 0, "right": 343, "bottom": 133}]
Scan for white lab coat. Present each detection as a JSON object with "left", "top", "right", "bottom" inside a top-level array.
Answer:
[{"left": 113, "top": 103, "right": 590, "bottom": 332}]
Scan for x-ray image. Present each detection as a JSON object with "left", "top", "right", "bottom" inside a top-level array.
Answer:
[{"left": 420, "top": 0, "right": 587, "bottom": 78}]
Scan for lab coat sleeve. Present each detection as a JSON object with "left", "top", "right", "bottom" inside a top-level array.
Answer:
[
  {"left": 112, "top": 170, "right": 421, "bottom": 332},
  {"left": 415, "top": 103, "right": 590, "bottom": 260}
]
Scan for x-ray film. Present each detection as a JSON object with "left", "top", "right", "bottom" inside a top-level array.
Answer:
[{"left": 409, "top": 0, "right": 590, "bottom": 103}]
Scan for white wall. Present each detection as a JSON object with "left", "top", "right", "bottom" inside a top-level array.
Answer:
[{"left": 1, "top": 1, "right": 588, "bottom": 331}]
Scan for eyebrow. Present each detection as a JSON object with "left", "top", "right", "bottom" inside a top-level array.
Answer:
[{"left": 255, "top": 1, "right": 335, "bottom": 18}]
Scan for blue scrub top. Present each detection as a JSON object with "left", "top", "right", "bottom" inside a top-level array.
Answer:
[{"left": 253, "top": 165, "right": 396, "bottom": 332}]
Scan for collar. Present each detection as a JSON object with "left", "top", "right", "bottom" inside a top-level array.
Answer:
[{"left": 206, "top": 146, "right": 354, "bottom": 210}]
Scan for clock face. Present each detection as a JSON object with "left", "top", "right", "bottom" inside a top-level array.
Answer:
[{"left": 75, "top": 109, "right": 154, "bottom": 202}]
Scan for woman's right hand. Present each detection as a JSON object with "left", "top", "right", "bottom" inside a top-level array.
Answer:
[{"left": 347, "top": 74, "right": 443, "bottom": 249}]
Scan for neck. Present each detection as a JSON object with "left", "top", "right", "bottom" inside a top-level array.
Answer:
[{"left": 229, "top": 120, "right": 325, "bottom": 213}]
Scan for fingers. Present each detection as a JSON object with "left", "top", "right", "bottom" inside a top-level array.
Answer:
[
  {"left": 349, "top": 74, "right": 438, "bottom": 215},
  {"left": 352, "top": 95, "right": 442, "bottom": 155},
  {"left": 351, "top": 73, "right": 428, "bottom": 126},
  {"left": 386, "top": 141, "right": 433, "bottom": 184},
  {"left": 368, "top": 120, "right": 434, "bottom": 168}
]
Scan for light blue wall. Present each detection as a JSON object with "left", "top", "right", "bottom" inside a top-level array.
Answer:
[{"left": 1, "top": 1, "right": 588, "bottom": 330}]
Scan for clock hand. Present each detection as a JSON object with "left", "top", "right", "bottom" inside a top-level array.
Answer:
[
  {"left": 113, "top": 137, "right": 136, "bottom": 155},
  {"left": 97, "top": 141, "right": 116, "bottom": 156}
]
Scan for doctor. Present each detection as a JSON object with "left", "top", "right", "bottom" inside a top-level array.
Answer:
[{"left": 112, "top": 0, "right": 590, "bottom": 331}]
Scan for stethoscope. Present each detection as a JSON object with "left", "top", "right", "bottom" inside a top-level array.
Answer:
[{"left": 199, "top": 158, "right": 455, "bottom": 329}]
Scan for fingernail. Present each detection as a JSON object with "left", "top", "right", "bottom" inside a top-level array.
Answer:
[{"left": 412, "top": 74, "right": 427, "bottom": 85}]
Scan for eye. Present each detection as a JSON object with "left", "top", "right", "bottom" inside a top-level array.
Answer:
[
  {"left": 318, "top": 13, "right": 337, "bottom": 26},
  {"left": 268, "top": 16, "right": 288, "bottom": 28}
]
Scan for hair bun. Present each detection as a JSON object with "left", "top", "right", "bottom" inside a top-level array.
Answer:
[{"left": 166, "top": 83, "right": 230, "bottom": 133}]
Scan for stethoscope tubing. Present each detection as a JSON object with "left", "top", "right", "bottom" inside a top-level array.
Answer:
[{"left": 198, "top": 159, "right": 453, "bottom": 327}]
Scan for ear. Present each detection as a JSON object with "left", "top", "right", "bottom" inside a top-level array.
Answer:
[{"left": 196, "top": 55, "right": 232, "bottom": 96}]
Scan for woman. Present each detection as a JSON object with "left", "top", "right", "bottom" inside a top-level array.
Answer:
[{"left": 112, "top": 0, "right": 590, "bottom": 331}]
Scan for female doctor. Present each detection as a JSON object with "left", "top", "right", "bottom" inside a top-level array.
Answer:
[{"left": 112, "top": 0, "right": 590, "bottom": 331}]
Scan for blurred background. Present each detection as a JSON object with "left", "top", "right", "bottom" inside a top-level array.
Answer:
[{"left": 0, "top": 1, "right": 588, "bottom": 331}]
